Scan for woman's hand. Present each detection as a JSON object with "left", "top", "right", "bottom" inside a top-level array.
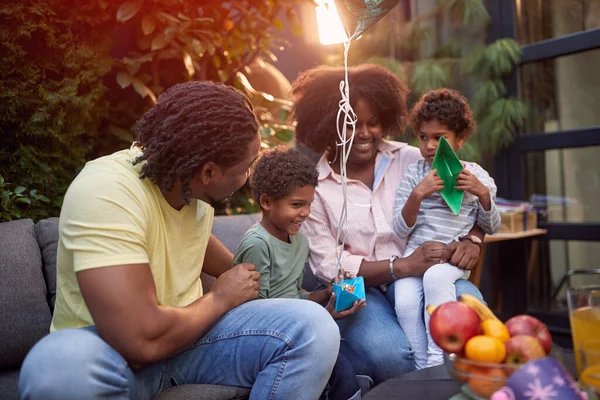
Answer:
[
  {"left": 398, "top": 241, "right": 446, "bottom": 277},
  {"left": 441, "top": 240, "right": 480, "bottom": 270}
]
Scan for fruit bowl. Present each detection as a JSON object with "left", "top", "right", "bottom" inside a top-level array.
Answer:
[{"left": 443, "top": 347, "right": 565, "bottom": 399}]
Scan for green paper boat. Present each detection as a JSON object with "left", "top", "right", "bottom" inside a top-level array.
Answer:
[{"left": 431, "top": 136, "right": 464, "bottom": 215}]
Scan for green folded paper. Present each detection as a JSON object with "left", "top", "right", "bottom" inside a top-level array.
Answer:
[{"left": 431, "top": 136, "right": 464, "bottom": 215}]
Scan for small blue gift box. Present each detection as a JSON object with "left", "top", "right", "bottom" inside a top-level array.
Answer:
[{"left": 332, "top": 276, "right": 365, "bottom": 312}]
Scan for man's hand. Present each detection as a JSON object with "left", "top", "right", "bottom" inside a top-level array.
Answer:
[
  {"left": 325, "top": 293, "right": 366, "bottom": 320},
  {"left": 441, "top": 240, "right": 480, "bottom": 270},
  {"left": 399, "top": 241, "right": 446, "bottom": 277},
  {"left": 414, "top": 169, "right": 444, "bottom": 200},
  {"left": 456, "top": 169, "right": 490, "bottom": 210},
  {"left": 210, "top": 263, "right": 260, "bottom": 311}
]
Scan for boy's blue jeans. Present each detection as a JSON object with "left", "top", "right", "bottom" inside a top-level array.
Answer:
[{"left": 18, "top": 299, "right": 340, "bottom": 400}]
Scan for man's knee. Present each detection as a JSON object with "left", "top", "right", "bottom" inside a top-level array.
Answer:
[
  {"left": 19, "top": 328, "right": 127, "bottom": 399},
  {"left": 293, "top": 300, "right": 340, "bottom": 347}
]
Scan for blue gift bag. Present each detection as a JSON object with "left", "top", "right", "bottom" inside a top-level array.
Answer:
[{"left": 333, "top": 276, "right": 366, "bottom": 312}]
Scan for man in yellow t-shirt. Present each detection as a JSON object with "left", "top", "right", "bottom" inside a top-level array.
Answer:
[{"left": 19, "top": 82, "right": 339, "bottom": 400}]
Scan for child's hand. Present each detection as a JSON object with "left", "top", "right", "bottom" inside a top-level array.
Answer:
[
  {"left": 414, "top": 169, "right": 444, "bottom": 200},
  {"left": 456, "top": 169, "right": 491, "bottom": 209},
  {"left": 325, "top": 293, "right": 366, "bottom": 320}
]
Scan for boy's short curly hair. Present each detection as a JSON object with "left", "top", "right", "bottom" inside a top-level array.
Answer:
[
  {"left": 291, "top": 64, "right": 409, "bottom": 154},
  {"left": 250, "top": 146, "right": 318, "bottom": 206},
  {"left": 410, "top": 88, "right": 475, "bottom": 140}
]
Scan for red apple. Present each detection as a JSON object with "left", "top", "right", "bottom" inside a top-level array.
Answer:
[
  {"left": 505, "top": 315, "right": 552, "bottom": 354},
  {"left": 504, "top": 335, "right": 546, "bottom": 364},
  {"left": 429, "top": 301, "right": 481, "bottom": 354}
]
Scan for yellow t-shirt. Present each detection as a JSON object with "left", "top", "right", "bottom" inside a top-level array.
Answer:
[{"left": 50, "top": 146, "right": 213, "bottom": 331}]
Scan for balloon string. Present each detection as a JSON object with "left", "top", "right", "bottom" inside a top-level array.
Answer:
[{"left": 334, "top": 37, "right": 357, "bottom": 287}]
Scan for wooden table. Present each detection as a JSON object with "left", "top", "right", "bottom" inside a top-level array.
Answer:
[{"left": 468, "top": 228, "right": 548, "bottom": 288}]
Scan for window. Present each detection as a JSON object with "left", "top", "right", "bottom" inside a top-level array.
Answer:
[
  {"left": 519, "top": 48, "right": 600, "bottom": 134},
  {"left": 524, "top": 148, "right": 600, "bottom": 224},
  {"left": 516, "top": 0, "right": 600, "bottom": 44}
]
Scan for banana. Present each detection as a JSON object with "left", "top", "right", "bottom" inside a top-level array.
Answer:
[
  {"left": 426, "top": 304, "right": 437, "bottom": 316},
  {"left": 458, "top": 293, "right": 500, "bottom": 322}
]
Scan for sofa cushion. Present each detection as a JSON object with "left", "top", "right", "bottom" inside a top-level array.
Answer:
[
  {"left": 211, "top": 213, "right": 260, "bottom": 253},
  {"left": 35, "top": 218, "right": 59, "bottom": 310},
  {"left": 0, "top": 219, "right": 52, "bottom": 370},
  {"left": 0, "top": 369, "right": 19, "bottom": 400}
]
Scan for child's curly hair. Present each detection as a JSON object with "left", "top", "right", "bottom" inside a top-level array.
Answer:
[
  {"left": 410, "top": 88, "right": 475, "bottom": 140},
  {"left": 250, "top": 146, "right": 318, "bottom": 206},
  {"left": 291, "top": 64, "right": 409, "bottom": 154}
]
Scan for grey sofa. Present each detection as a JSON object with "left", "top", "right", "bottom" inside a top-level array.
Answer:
[{"left": 0, "top": 214, "right": 263, "bottom": 400}]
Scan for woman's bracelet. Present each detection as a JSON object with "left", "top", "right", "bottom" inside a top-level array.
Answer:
[{"left": 389, "top": 255, "right": 399, "bottom": 280}]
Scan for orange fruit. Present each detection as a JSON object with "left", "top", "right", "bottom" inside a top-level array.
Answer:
[
  {"left": 452, "top": 357, "right": 471, "bottom": 382},
  {"left": 465, "top": 335, "right": 507, "bottom": 363},
  {"left": 481, "top": 319, "right": 510, "bottom": 343},
  {"left": 468, "top": 367, "right": 506, "bottom": 398}
]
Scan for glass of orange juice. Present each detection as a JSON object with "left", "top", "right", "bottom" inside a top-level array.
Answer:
[
  {"left": 568, "top": 285, "right": 600, "bottom": 391},
  {"left": 580, "top": 344, "right": 600, "bottom": 399}
]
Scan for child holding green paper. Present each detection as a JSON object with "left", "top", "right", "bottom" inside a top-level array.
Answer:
[
  {"left": 391, "top": 89, "right": 501, "bottom": 368},
  {"left": 234, "top": 146, "right": 369, "bottom": 400}
]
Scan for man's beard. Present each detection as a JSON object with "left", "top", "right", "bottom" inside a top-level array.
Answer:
[{"left": 207, "top": 192, "right": 233, "bottom": 208}]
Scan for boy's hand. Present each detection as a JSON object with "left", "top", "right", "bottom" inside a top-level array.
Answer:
[
  {"left": 414, "top": 169, "right": 444, "bottom": 200},
  {"left": 323, "top": 271, "right": 366, "bottom": 319},
  {"left": 456, "top": 169, "right": 491, "bottom": 210},
  {"left": 325, "top": 293, "right": 366, "bottom": 320}
]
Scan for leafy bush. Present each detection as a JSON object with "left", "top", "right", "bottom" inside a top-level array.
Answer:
[
  {"left": 0, "top": 0, "right": 301, "bottom": 221},
  {"left": 0, "top": 175, "right": 50, "bottom": 222}
]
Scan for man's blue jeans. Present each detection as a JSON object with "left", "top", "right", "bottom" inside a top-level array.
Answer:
[
  {"left": 336, "top": 279, "right": 483, "bottom": 384},
  {"left": 18, "top": 299, "right": 340, "bottom": 400}
]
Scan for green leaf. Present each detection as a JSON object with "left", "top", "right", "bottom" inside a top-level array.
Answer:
[
  {"left": 278, "top": 107, "right": 290, "bottom": 122},
  {"left": 141, "top": 15, "right": 156, "bottom": 35},
  {"left": 260, "top": 126, "right": 274, "bottom": 138},
  {"left": 275, "top": 128, "right": 294, "bottom": 142},
  {"left": 16, "top": 197, "right": 31, "bottom": 205},
  {"left": 131, "top": 78, "right": 157, "bottom": 103},
  {"left": 410, "top": 61, "right": 448, "bottom": 94},
  {"left": 14, "top": 186, "right": 26, "bottom": 195},
  {"left": 116, "top": 0, "right": 143, "bottom": 23},
  {"left": 151, "top": 33, "right": 169, "bottom": 51},
  {"left": 158, "top": 12, "right": 180, "bottom": 25},
  {"left": 116, "top": 72, "right": 132, "bottom": 89}
]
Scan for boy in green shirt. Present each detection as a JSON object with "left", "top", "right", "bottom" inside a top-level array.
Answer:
[{"left": 234, "top": 147, "right": 369, "bottom": 399}]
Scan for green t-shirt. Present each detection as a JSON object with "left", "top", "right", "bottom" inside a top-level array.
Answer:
[{"left": 234, "top": 223, "right": 311, "bottom": 300}]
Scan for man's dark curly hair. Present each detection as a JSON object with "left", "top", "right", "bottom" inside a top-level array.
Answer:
[
  {"left": 133, "top": 81, "right": 258, "bottom": 202},
  {"left": 291, "top": 64, "right": 410, "bottom": 154},
  {"left": 410, "top": 88, "right": 475, "bottom": 140},
  {"left": 250, "top": 146, "right": 318, "bottom": 207}
]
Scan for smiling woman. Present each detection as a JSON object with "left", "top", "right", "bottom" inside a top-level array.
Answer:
[{"left": 291, "top": 64, "right": 486, "bottom": 383}]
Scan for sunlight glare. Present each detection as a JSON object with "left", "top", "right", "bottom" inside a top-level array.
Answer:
[{"left": 315, "top": 0, "right": 348, "bottom": 45}]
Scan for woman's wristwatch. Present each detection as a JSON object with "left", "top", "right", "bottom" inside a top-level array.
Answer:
[
  {"left": 389, "top": 255, "right": 399, "bottom": 280},
  {"left": 459, "top": 234, "right": 483, "bottom": 249}
]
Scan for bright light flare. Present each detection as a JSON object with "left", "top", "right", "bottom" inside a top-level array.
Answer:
[{"left": 315, "top": 0, "right": 348, "bottom": 45}]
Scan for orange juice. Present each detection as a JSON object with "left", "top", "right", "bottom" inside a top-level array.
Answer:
[
  {"left": 569, "top": 306, "right": 600, "bottom": 374},
  {"left": 581, "top": 365, "right": 600, "bottom": 394}
]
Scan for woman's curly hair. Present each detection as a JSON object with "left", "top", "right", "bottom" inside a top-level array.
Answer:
[
  {"left": 410, "top": 88, "right": 475, "bottom": 140},
  {"left": 291, "top": 64, "right": 410, "bottom": 154},
  {"left": 133, "top": 81, "right": 258, "bottom": 202},
  {"left": 250, "top": 146, "right": 318, "bottom": 207}
]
